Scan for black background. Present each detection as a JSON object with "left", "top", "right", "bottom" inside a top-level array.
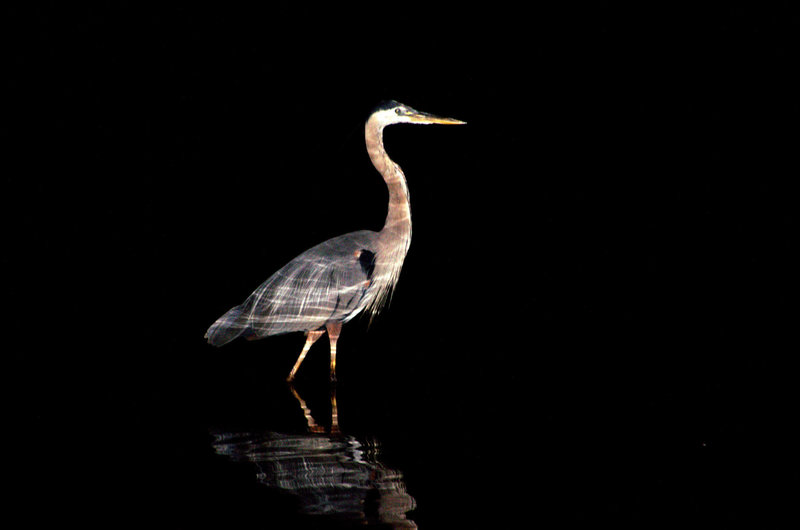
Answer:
[{"left": 5, "top": 2, "right": 798, "bottom": 528}]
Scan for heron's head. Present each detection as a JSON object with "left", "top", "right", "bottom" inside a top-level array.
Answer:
[{"left": 371, "top": 100, "right": 466, "bottom": 127}]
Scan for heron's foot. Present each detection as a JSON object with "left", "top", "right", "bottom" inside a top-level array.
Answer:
[{"left": 330, "top": 371, "right": 337, "bottom": 383}]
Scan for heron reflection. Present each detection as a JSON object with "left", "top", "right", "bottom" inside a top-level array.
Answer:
[{"left": 211, "top": 384, "right": 417, "bottom": 527}]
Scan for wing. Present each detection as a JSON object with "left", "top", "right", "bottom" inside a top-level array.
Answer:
[{"left": 206, "top": 230, "right": 378, "bottom": 345}]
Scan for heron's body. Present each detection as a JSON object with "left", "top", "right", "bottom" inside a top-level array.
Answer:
[
  {"left": 205, "top": 230, "right": 379, "bottom": 344},
  {"left": 205, "top": 101, "right": 464, "bottom": 380}
]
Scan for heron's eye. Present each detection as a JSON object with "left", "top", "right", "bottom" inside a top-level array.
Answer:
[{"left": 395, "top": 108, "right": 402, "bottom": 115}]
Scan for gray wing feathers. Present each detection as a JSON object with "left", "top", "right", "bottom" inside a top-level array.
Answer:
[
  {"left": 205, "top": 231, "right": 378, "bottom": 346},
  {"left": 205, "top": 305, "right": 248, "bottom": 346}
]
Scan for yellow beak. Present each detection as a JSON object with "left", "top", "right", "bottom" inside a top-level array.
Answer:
[{"left": 407, "top": 111, "right": 466, "bottom": 125}]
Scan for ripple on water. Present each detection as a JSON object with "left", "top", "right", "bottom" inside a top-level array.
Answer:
[{"left": 211, "top": 430, "right": 417, "bottom": 527}]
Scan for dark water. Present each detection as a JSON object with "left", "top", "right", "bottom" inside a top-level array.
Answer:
[
  {"left": 11, "top": 316, "right": 788, "bottom": 528},
  {"left": 210, "top": 385, "right": 417, "bottom": 527},
  {"left": 6, "top": 3, "right": 797, "bottom": 527}
]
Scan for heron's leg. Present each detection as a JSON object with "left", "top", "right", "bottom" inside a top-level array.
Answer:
[
  {"left": 325, "top": 322, "right": 342, "bottom": 382},
  {"left": 287, "top": 329, "right": 325, "bottom": 382}
]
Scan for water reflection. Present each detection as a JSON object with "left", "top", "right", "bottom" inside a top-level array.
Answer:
[{"left": 211, "top": 384, "right": 417, "bottom": 528}]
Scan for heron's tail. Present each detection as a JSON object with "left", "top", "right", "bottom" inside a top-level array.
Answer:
[{"left": 205, "top": 305, "right": 251, "bottom": 347}]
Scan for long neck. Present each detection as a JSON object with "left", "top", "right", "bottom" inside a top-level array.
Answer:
[
  {"left": 365, "top": 117, "right": 412, "bottom": 242},
  {"left": 362, "top": 115, "right": 412, "bottom": 318}
]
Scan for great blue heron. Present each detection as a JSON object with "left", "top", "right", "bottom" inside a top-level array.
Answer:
[{"left": 205, "top": 100, "right": 465, "bottom": 381}]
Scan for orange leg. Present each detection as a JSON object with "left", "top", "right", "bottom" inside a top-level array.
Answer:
[
  {"left": 326, "top": 322, "right": 342, "bottom": 382},
  {"left": 286, "top": 329, "right": 325, "bottom": 382}
]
